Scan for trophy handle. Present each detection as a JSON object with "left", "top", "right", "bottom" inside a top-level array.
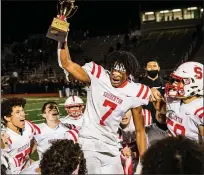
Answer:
[{"left": 66, "top": 5, "right": 78, "bottom": 19}]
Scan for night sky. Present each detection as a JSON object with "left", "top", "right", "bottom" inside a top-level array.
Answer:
[{"left": 2, "top": 0, "right": 202, "bottom": 44}]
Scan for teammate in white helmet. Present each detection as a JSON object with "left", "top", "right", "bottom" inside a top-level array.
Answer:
[
  {"left": 60, "top": 96, "right": 85, "bottom": 127},
  {"left": 33, "top": 101, "right": 79, "bottom": 160},
  {"left": 155, "top": 61, "right": 204, "bottom": 143}
]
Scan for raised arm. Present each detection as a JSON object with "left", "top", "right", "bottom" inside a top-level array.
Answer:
[
  {"left": 57, "top": 35, "right": 90, "bottom": 83},
  {"left": 131, "top": 106, "right": 147, "bottom": 157}
]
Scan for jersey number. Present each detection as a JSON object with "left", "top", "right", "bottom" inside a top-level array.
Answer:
[
  {"left": 14, "top": 147, "right": 30, "bottom": 167},
  {"left": 167, "top": 119, "right": 186, "bottom": 135},
  {"left": 100, "top": 99, "right": 117, "bottom": 126}
]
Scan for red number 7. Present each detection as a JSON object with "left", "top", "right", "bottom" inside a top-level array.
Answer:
[{"left": 100, "top": 99, "right": 117, "bottom": 126}]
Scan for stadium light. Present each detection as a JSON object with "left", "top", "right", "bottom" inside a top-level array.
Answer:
[
  {"left": 145, "top": 12, "right": 154, "bottom": 15},
  {"left": 201, "top": 8, "right": 203, "bottom": 12},
  {"left": 160, "top": 10, "right": 169, "bottom": 13},
  {"left": 172, "top": 9, "right": 181, "bottom": 12},
  {"left": 187, "top": 7, "right": 198, "bottom": 10}
]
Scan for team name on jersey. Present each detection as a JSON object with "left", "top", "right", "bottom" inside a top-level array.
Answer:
[
  {"left": 167, "top": 111, "right": 183, "bottom": 124},
  {"left": 103, "top": 92, "right": 123, "bottom": 105},
  {"left": 17, "top": 143, "right": 30, "bottom": 153}
]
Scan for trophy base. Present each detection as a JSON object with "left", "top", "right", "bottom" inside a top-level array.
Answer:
[{"left": 46, "top": 26, "right": 67, "bottom": 42}]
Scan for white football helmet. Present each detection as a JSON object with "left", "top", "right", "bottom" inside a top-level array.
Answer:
[
  {"left": 166, "top": 61, "right": 203, "bottom": 98},
  {"left": 64, "top": 96, "right": 84, "bottom": 119}
]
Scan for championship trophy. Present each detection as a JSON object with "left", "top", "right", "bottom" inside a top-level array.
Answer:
[{"left": 46, "top": 0, "right": 78, "bottom": 42}]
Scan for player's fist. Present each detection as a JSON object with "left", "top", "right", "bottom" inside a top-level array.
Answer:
[
  {"left": 122, "top": 146, "right": 132, "bottom": 158},
  {"left": 150, "top": 88, "right": 162, "bottom": 102}
]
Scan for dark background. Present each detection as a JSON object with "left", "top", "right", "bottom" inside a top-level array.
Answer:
[{"left": 2, "top": 0, "right": 203, "bottom": 44}]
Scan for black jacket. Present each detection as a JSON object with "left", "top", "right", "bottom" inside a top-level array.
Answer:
[{"left": 140, "top": 76, "right": 165, "bottom": 123}]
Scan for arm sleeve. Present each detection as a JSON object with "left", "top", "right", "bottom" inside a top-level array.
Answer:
[{"left": 82, "top": 62, "right": 103, "bottom": 80}]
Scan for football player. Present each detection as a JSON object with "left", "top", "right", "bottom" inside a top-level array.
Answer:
[
  {"left": 57, "top": 27, "right": 160, "bottom": 173},
  {"left": 155, "top": 61, "right": 204, "bottom": 143},
  {"left": 21, "top": 140, "right": 87, "bottom": 174},
  {"left": 60, "top": 96, "right": 85, "bottom": 127},
  {"left": 33, "top": 101, "right": 78, "bottom": 160},
  {"left": 1, "top": 98, "right": 38, "bottom": 174},
  {"left": 119, "top": 110, "right": 139, "bottom": 174}
]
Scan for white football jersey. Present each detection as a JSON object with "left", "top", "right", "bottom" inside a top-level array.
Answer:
[
  {"left": 79, "top": 62, "right": 151, "bottom": 155},
  {"left": 166, "top": 96, "right": 203, "bottom": 142},
  {"left": 20, "top": 161, "right": 40, "bottom": 174},
  {"left": 34, "top": 122, "right": 78, "bottom": 160},
  {"left": 2, "top": 120, "right": 38, "bottom": 174},
  {"left": 60, "top": 114, "right": 84, "bottom": 127}
]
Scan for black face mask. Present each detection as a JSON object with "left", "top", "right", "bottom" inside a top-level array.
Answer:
[{"left": 147, "top": 70, "right": 159, "bottom": 78}]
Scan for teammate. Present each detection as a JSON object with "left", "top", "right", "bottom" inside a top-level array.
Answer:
[
  {"left": 33, "top": 101, "right": 79, "bottom": 160},
  {"left": 119, "top": 110, "right": 139, "bottom": 174},
  {"left": 20, "top": 140, "right": 87, "bottom": 174},
  {"left": 57, "top": 28, "right": 161, "bottom": 173},
  {"left": 141, "top": 136, "right": 204, "bottom": 174},
  {"left": 1, "top": 98, "right": 38, "bottom": 174},
  {"left": 60, "top": 96, "right": 85, "bottom": 127},
  {"left": 155, "top": 61, "right": 204, "bottom": 143}
]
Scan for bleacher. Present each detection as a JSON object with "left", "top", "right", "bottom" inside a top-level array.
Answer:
[
  {"left": 193, "top": 44, "right": 204, "bottom": 63},
  {"left": 2, "top": 27, "right": 198, "bottom": 80},
  {"left": 131, "top": 28, "right": 196, "bottom": 69}
]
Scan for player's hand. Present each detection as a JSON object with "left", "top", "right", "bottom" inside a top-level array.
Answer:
[
  {"left": 1, "top": 131, "right": 10, "bottom": 149},
  {"left": 121, "top": 146, "right": 132, "bottom": 158},
  {"left": 150, "top": 88, "right": 163, "bottom": 102}
]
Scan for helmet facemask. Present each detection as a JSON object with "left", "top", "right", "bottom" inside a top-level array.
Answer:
[
  {"left": 65, "top": 104, "right": 84, "bottom": 119},
  {"left": 165, "top": 73, "right": 194, "bottom": 98}
]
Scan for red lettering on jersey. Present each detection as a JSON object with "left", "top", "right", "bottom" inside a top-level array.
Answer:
[
  {"left": 15, "top": 147, "right": 30, "bottom": 167},
  {"left": 194, "top": 107, "right": 204, "bottom": 119},
  {"left": 91, "top": 62, "right": 96, "bottom": 75},
  {"left": 100, "top": 99, "right": 117, "bottom": 126},
  {"left": 194, "top": 67, "right": 203, "bottom": 79},
  {"left": 167, "top": 118, "right": 186, "bottom": 135}
]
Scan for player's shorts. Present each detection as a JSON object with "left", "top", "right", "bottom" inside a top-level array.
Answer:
[{"left": 83, "top": 150, "right": 124, "bottom": 174}]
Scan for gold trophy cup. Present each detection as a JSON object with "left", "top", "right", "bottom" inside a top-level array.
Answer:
[{"left": 46, "top": 0, "right": 78, "bottom": 42}]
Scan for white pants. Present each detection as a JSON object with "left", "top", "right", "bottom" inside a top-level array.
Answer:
[
  {"left": 83, "top": 150, "right": 124, "bottom": 174},
  {"left": 135, "top": 159, "right": 142, "bottom": 174}
]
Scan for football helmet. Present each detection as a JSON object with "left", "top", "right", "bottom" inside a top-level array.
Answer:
[
  {"left": 64, "top": 96, "right": 84, "bottom": 119},
  {"left": 165, "top": 61, "right": 203, "bottom": 98}
]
